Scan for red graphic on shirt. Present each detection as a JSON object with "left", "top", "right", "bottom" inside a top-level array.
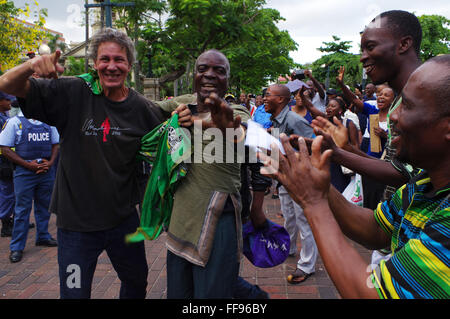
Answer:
[{"left": 100, "top": 117, "right": 111, "bottom": 142}]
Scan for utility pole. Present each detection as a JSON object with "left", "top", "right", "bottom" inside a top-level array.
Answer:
[
  {"left": 85, "top": 0, "right": 135, "bottom": 28},
  {"left": 84, "top": 0, "right": 89, "bottom": 73}
]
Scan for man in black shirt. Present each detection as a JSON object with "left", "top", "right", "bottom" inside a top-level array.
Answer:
[{"left": 0, "top": 28, "right": 192, "bottom": 298}]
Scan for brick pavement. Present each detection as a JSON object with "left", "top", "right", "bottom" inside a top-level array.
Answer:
[{"left": 0, "top": 192, "right": 372, "bottom": 299}]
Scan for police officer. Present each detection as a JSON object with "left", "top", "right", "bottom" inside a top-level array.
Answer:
[
  {"left": 0, "top": 91, "right": 15, "bottom": 237},
  {"left": 0, "top": 110, "right": 59, "bottom": 263}
]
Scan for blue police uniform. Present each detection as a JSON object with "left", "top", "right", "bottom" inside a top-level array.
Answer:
[
  {"left": 0, "top": 111, "right": 15, "bottom": 235},
  {"left": 0, "top": 113, "right": 59, "bottom": 254}
]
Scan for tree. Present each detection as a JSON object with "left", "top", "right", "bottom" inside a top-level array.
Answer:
[
  {"left": 63, "top": 57, "right": 87, "bottom": 76},
  {"left": 318, "top": 35, "right": 352, "bottom": 54},
  {"left": 111, "top": 0, "right": 297, "bottom": 96},
  {"left": 159, "top": 0, "right": 297, "bottom": 94},
  {"left": 310, "top": 36, "right": 362, "bottom": 90},
  {"left": 0, "top": 0, "right": 47, "bottom": 72},
  {"left": 418, "top": 15, "right": 450, "bottom": 61},
  {"left": 47, "top": 33, "right": 67, "bottom": 53},
  {"left": 224, "top": 8, "right": 297, "bottom": 93}
]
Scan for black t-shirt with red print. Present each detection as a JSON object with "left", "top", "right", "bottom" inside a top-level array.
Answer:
[{"left": 19, "top": 77, "right": 164, "bottom": 231}]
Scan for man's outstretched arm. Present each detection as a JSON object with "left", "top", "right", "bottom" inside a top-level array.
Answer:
[
  {"left": 311, "top": 116, "right": 408, "bottom": 188},
  {"left": 0, "top": 51, "right": 64, "bottom": 98},
  {"left": 259, "top": 135, "right": 385, "bottom": 298}
]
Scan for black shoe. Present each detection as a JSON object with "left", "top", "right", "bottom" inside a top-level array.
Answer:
[
  {"left": 1, "top": 228, "right": 12, "bottom": 237},
  {"left": 36, "top": 238, "right": 57, "bottom": 247},
  {"left": 9, "top": 250, "right": 23, "bottom": 263},
  {"left": 1, "top": 218, "right": 13, "bottom": 237}
]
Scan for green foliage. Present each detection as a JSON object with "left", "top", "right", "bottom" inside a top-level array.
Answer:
[
  {"left": 318, "top": 36, "right": 352, "bottom": 54},
  {"left": 111, "top": 0, "right": 297, "bottom": 96},
  {"left": 63, "top": 57, "right": 87, "bottom": 76},
  {"left": 418, "top": 15, "right": 450, "bottom": 61},
  {"left": 225, "top": 8, "right": 297, "bottom": 93},
  {"left": 310, "top": 36, "right": 362, "bottom": 90},
  {"left": 46, "top": 33, "right": 67, "bottom": 53},
  {"left": 161, "top": 0, "right": 297, "bottom": 94},
  {"left": 0, "top": 0, "right": 47, "bottom": 72}
]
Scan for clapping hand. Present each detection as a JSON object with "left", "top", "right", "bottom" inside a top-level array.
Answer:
[
  {"left": 258, "top": 134, "right": 332, "bottom": 208},
  {"left": 312, "top": 116, "right": 349, "bottom": 149}
]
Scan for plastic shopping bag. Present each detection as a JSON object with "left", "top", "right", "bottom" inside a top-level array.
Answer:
[{"left": 342, "top": 174, "right": 363, "bottom": 206}]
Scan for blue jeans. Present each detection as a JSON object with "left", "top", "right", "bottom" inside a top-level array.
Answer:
[
  {"left": 0, "top": 178, "right": 14, "bottom": 220},
  {"left": 167, "top": 199, "right": 239, "bottom": 298},
  {"left": 233, "top": 276, "right": 269, "bottom": 299},
  {"left": 57, "top": 211, "right": 148, "bottom": 299},
  {"left": 10, "top": 166, "right": 53, "bottom": 251}
]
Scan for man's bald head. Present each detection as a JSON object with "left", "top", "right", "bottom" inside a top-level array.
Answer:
[
  {"left": 427, "top": 54, "right": 450, "bottom": 117},
  {"left": 270, "top": 84, "right": 291, "bottom": 102},
  {"left": 195, "top": 49, "right": 230, "bottom": 77},
  {"left": 263, "top": 84, "right": 291, "bottom": 116}
]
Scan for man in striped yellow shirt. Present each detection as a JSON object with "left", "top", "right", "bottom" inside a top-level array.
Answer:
[{"left": 259, "top": 55, "right": 450, "bottom": 298}]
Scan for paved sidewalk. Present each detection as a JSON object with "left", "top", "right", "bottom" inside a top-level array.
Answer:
[{"left": 0, "top": 193, "right": 372, "bottom": 299}]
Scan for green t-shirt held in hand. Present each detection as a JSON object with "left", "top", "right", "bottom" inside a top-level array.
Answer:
[{"left": 126, "top": 114, "right": 191, "bottom": 242}]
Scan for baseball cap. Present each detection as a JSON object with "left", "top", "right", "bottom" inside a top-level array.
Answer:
[
  {"left": 0, "top": 91, "right": 14, "bottom": 101},
  {"left": 326, "top": 88, "right": 338, "bottom": 95}
]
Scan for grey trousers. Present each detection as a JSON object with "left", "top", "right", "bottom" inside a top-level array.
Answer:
[{"left": 279, "top": 186, "right": 318, "bottom": 274}]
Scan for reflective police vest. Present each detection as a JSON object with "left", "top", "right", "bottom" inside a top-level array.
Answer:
[
  {"left": 0, "top": 112, "right": 8, "bottom": 130},
  {"left": 0, "top": 112, "right": 9, "bottom": 158},
  {"left": 0, "top": 112, "right": 14, "bottom": 178},
  {"left": 15, "top": 116, "right": 52, "bottom": 160}
]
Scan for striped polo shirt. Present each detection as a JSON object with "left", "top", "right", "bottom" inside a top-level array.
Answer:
[{"left": 371, "top": 171, "right": 450, "bottom": 298}]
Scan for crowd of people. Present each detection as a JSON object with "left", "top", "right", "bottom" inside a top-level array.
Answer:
[{"left": 0, "top": 9, "right": 448, "bottom": 299}]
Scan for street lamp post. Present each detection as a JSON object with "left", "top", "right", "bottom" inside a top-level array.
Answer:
[
  {"left": 362, "top": 67, "right": 367, "bottom": 91},
  {"left": 146, "top": 51, "right": 153, "bottom": 78},
  {"left": 321, "top": 64, "right": 330, "bottom": 90},
  {"left": 84, "top": 0, "right": 135, "bottom": 29}
]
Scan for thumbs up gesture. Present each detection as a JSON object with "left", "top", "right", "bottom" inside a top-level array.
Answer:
[{"left": 29, "top": 50, "right": 65, "bottom": 79}]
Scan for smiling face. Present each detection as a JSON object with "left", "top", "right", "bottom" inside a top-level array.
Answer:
[
  {"left": 360, "top": 17, "right": 400, "bottom": 86},
  {"left": 294, "top": 90, "right": 303, "bottom": 108},
  {"left": 325, "top": 99, "right": 343, "bottom": 119},
  {"left": 376, "top": 87, "right": 395, "bottom": 111},
  {"left": 263, "top": 85, "right": 289, "bottom": 116},
  {"left": 94, "top": 41, "right": 131, "bottom": 91},
  {"left": 306, "top": 80, "right": 316, "bottom": 96},
  {"left": 390, "top": 61, "right": 449, "bottom": 169},
  {"left": 255, "top": 95, "right": 264, "bottom": 106},
  {"left": 239, "top": 93, "right": 247, "bottom": 103},
  {"left": 365, "top": 83, "right": 376, "bottom": 97},
  {"left": 194, "top": 50, "right": 229, "bottom": 103}
]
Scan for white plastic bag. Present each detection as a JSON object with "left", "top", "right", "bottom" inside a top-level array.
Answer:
[{"left": 342, "top": 174, "right": 363, "bottom": 206}]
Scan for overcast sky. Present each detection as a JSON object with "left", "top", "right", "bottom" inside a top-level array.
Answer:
[{"left": 12, "top": 0, "right": 450, "bottom": 64}]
